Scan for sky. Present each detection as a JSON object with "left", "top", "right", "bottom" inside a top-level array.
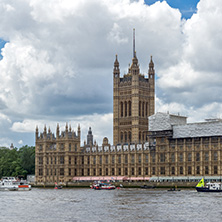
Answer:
[{"left": 0, "top": 0, "right": 222, "bottom": 148}]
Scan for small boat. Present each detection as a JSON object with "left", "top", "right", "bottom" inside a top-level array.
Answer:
[
  {"left": 196, "top": 178, "right": 222, "bottom": 192},
  {"left": 168, "top": 187, "right": 181, "bottom": 192},
  {"left": 54, "top": 182, "right": 63, "bottom": 189},
  {"left": 141, "top": 185, "right": 155, "bottom": 189},
  {"left": 91, "top": 182, "right": 116, "bottom": 190},
  {"left": 0, "top": 177, "right": 31, "bottom": 191}
]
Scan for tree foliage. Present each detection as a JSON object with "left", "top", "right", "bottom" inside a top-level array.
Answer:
[{"left": 0, "top": 145, "right": 35, "bottom": 179}]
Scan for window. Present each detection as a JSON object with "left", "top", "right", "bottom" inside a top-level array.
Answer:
[
  {"left": 106, "top": 168, "right": 108, "bottom": 176},
  {"left": 179, "top": 153, "right": 183, "bottom": 162},
  {"left": 39, "top": 168, "right": 43, "bottom": 176},
  {"left": 180, "top": 166, "right": 183, "bottom": 175},
  {"left": 196, "top": 166, "right": 200, "bottom": 175},
  {"left": 171, "top": 153, "right": 175, "bottom": 163},
  {"left": 205, "top": 166, "right": 209, "bottom": 175},
  {"left": 93, "top": 156, "right": 96, "bottom": 165},
  {"left": 118, "top": 155, "right": 121, "bottom": 164},
  {"left": 138, "top": 167, "right": 141, "bottom": 175},
  {"left": 93, "top": 169, "right": 96, "bottom": 176},
  {"left": 99, "top": 168, "right": 102, "bottom": 176},
  {"left": 82, "top": 169, "right": 84, "bottom": 176},
  {"left": 39, "top": 157, "right": 43, "bottom": 165},
  {"left": 128, "top": 131, "right": 131, "bottom": 142},
  {"left": 88, "top": 156, "right": 90, "bottom": 164},
  {"left": 125, "top": 132, "right": 127, "bottom": 142},
  {"left": 51, "top": 157, "right": 53, "bottom": 164},
  {"left": 138, "top": 154, "right": 141, "bottom": 164},
  {"left": 125, "top": 101, "right": 127, "bottom": 117},
  {"left": 145, "top": 154, "right": 148, "bottom": 163},
  {"left": 188, "top": 166, "right": 192, "bottom": 175},
  {"left": 160, "top": 153, "right": 165, "bottom": 163},
  {"left": 151, "top": 153, "right": 155, "bottom": 163},
  {"left": 69, "top": 143, "right": 71, "bottom": 151},
  {"left": 55, "top": 157, "right": 56, "bottom": 164},
  {"left": 112, "top": 168, "right": 115, "bottom": 175},
  {"left": 39, "top": 145, "right": 42, "bottom": 151},
  {"left": 74, "top": 169, "right": 77, "bottom": 176},
  {"left": 82, "top": 156, "right": 84, "bottom": 165},
  {"left": 60, "top": 168, "right": 64, "bottom": 176},
  {"left": 46, "top": 157, "right": 49, "bottom": 164},
  {"left": 55, "top": 169, "right": 57, "bottom": 176},
  {"left": 120, "top": 102, "right": 123, "bottom": 117},
  {"left": 75, "top": 157, "right": 77, "bottom": 165},
  {"left": 171, "top": 167, "right": 175, "bottom": 175},
  {"left": 214, "top": 166, "right": 218, "bottom": 174},
  {"left": 196, "top": 152, "right": 200, "bottom": 161},
  {"left": 214, "top": 152, "right": 218, "bottom": 161},
  {"left": 121, "top": 132, "right": 123, "bottom": 142},
  {"left": 131, "top": 155, "right": 134, "bottom": 164},
  {"left": 69, "top": 156, "right": 71, "bottom": 164},
  {"left": 60, "top": 144, "right": 64, "bottom": 150},
  {"left": 125, "top": 155, "right": 128, "bottom": 164},
  {"left": 160, "top": 167, "right": 165, "bottom": 175},
  {"left": 60, "top": 156, "right": 64, "bottom": 164},
  {"left": 88, "top": 168, "right": 90, "bottom": 176},
  {"left": 145, "top": 167, "right": 148, "bottom": 175},
  {"left": 152, "top": 167, "right": 155, "bottom": 175},
  {"left": 131, "top": 168, "right": 134, "bottom": 175},
  {"left": 142, "top": 102, "right": 144, "bottom": 117},
  {"left": 105, "top": 156, "right": 108, "bottom": 164},
  {"left": 125, "top": 168, "right": 128, "bottom": 175},
  {"left": 129, "top": 101, "right": 131, "bottom": 116},
  {"left": 188, "top": 153, "right": 192, "bottom": 162},
  {"left": 75, "top": 144, "right": 77, "bottom": 151},
  {"left": 205, "top": 152, "right": 209, "bottom": 161},
  {"left": 100, "top": 156, "right": 102, "bottom": 164},
  {"left": 112, "top": 156, "right": 115, "bottom": 164},
  {"left": 69, "top": 168, "right": 71, "bottom": 176},
  {"left": 118, "top": 168, "right": 121, "bottom": 175}
]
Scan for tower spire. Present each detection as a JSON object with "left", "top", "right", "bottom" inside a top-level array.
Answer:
[{"left": 133, "top": 28, "right": 135, "bottom": 58}]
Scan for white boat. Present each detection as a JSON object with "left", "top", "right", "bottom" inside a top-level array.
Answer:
[
  {"left": 196, "top": 178, "right": 222, "bottom": 192},
  {"left": 0, "top": 177, "right": 31, "bottom": 191},
  {"left": 91, "top": 182, "right": 116, "bottom": 190}
]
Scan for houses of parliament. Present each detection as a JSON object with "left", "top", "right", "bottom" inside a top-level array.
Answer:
[{"left": 35, "top": 32, "right": 222, "bottom": 185}]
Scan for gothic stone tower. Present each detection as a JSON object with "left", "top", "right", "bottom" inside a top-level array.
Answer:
[{"left": 113, "top": 31, "right": 155, "bottom": 145}]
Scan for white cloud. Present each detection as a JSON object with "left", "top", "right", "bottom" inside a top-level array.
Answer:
[
  {"left": 0, "top": 0, "right": 221, "bottom": 146},
  {"left": 18, "top": 140, "right": 23, "bottom": 145}
]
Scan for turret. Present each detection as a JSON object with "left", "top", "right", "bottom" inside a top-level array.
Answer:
[
  {"left": 113, "top": 54, "right": 120, "bottom": 79},
  {"left": 148, "top": 55, "right": 155, "bottom": 79},
  {"left": 35, "top": 126, "right": 39, "bottom": 139},
  {"left": 56, "top": 123, "right": 60, "bottom": 138}
]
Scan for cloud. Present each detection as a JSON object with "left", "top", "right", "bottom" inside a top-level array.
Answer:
[{"left": 0, "top": 0, "right": 221, "bottom": 147}]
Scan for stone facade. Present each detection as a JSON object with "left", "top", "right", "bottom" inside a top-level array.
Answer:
[{"left": 113, "top": 53, "right": 155, "bottom": 145}]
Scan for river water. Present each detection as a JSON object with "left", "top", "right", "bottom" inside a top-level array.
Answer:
[{"left": 0, "top": 188, "right": 221, "bottom": 222}]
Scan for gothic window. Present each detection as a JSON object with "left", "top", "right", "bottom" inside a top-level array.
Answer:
[
  {"left": 171, "top": 153, "right": 175, "bottom": 162},
  {"left": 171, "top": 167, "right": 175, "bottom": 175},
  {"left": 112, "top": 168, "right": 115, "bottom": 175},
  {"left": 180, "top": 166, "right": 183, "bottom": 175},
  {"left": 106, "top": 168, "right": 108, "bottom": 176},
  {"left": 214, "top": 151, "right": 218, "bottom": 161},
  {"left": 188, "top": 153, "right": 192, "bottom": 162},
  {"left": 118, "top": 155, "right": 121, "bottom": 164},
  {"left": 100, "top": 156, "right": 102, "bottom": 164},
  {"left": 82, "top": 169, "right": 84, "bottom": 176},
  {"left": 145, "top": 167, "right": 148, "bottom": 175},
  {"left": 131, "top": 168, "right": 135, "bottom": 175},
  {"left": 131, "top": 154, "right": 135, "bottom": 164},
  {"left": 160, "top": 167, "right": 165, "bottom": 175},
  {"left": 69, "top": 168, "right": 72, "bottom": 176},
  {"left": 69, "top": 143, "right": 71, "bottom": 151},
  {"left": 125, "top": 101, "right": 127, "bottom": 117},
  {"left": 69, "top": 156, "right": 71, "bottom": 164},
  {"left": 145, "top": 102, "right": 148, "bottom": 116},
  {"left": 39, "top": 168, "right": 43, "bottom": 176},
  {"left": 125, "top": 155, "right": 128, "bottom": 164},
  {"left": 129, "top": 101, "right": 131, "bottom": 116},
  {"left": 120, "top": 102, "right": 123, "bottom": 117},
  {"left": 105, "top": 156, "right": 108, "bottom": 164},
  {"left": 88, "top": 169, "right": 90, "bottom": 176},
  {"left": 205, "top": 166, "right": 209, "bottom": 175},
  {"left": 138, "top": 154, "right": 141, "bottom": 164},
  {"left": 139, "top": 101, "right": 141, "bottom": 116},
  {"left": 118, "top": 168, "right": 121, "bottom": 175},
  {"left": 196, "top": 152, "right": 200, "bottom": 161},
  {"left": 142, "top": 102, "right": 145, "bottom": 117},
  {"left": 121, "top": 132, "right": 123, "bottom": 142},
  {"left": 214, "top": 166, "right": 218, "bottom": 174},
  {"left": 93, "top": 156, "right": 96, "bottom": 164},
  {"left": 205, "top": 152, "right": 209, "bottom": 161},
  {"left": 88, "top": 156, "right": 90, "bottom": 164},
  {"left": 82, "top": 156, "right": 84, "bottom": 164},
  {"left": 139, "top": 132, "right": 141, "bottom": 142},
  {"left": 125, "top": 168, "right": 128, "bottom": 175},
  {"left": 60, "top": 156, "right": 64, "bottom": 164},
  {"left": 125, "top": 132, "right": 127, "bottom": 142},
  {"left": 179, "top": 153, "right": 183, "bottom": 162},
  {"left": 152, "top": 167, "right": 155, "bottom": 175},
  {"left": 145, "top": 154, "right": 148, "bottom": 163},
  {"left": 196, "top": 166, "right": 200, "bottom": 175},
  {"left": 93, "top": 169, "right": 96, "bottom": 176},
  {"left": 160, "top": 153, "right": 165, "bottom": 162},
  {"left": 188, "top": 166, "right": 192, "bottom": 175},
  {"left": 60, "top": 168, "right": 64, "bottom": 176},
  {"left": 128, "top": 131, "right": 131, "bottom": 142},
  {"left": 138, "top": 167, "right": 141, "bottom": 175}
]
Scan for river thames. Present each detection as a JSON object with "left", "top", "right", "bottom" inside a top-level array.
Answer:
[{"left": 0, "top": 188, "right": 221, "bottom": 222}]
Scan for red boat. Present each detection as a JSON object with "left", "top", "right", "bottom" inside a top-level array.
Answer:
[{"left": 91, "top": 182, "right": 116, "bottom": 190}]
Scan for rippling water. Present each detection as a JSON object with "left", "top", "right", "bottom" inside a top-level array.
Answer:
[{"left": 0, "top": 188, "right": 222, "bottom": 222}]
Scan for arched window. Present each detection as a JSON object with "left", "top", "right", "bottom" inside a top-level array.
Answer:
[
  {"left": 139, "top": 132, "right": 141, "bottom": 142},
  {"left": 128, "top": 101, "right": 131, "bottom": 116},
  {"left": 142, "top": 102, "right": 145, "bottom": 117},
  {"left": 146, "top": 102, "right": 148, "bottom": 116},
  {"left": 125, "top": 101, "right": 127, "bottom": 117},
  {"left": 139, "top": 101, "right": 141, "bottom": 116},
  {"left": 121, "top": 132, "right": 123, "bottom": 142},
  {"left": 125, "top": 132, "right": 127, "bottom": 142},
  {"left": 120, "top": 102, "right": 123, "bottom": 117},
  {"left": 128, "top": 131, "right": 131, "bottom": 143}
]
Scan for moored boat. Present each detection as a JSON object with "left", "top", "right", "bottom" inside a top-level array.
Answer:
[
  {"left": 0, "top": 177, "right": 31, "bottom": 191},
  {"left": 91, "top": 182, "right": 116, "bottom": 190},
  {"left": 196, "top": 178, "right": 222, "bottom": 192}
]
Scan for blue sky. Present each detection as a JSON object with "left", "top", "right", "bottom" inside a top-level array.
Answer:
[
  {"left": 145, "top": 0, "right": 199, "bottom": 19},
  {"left": 0, "top": 0, "right": 222, "bottom": 148}
]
